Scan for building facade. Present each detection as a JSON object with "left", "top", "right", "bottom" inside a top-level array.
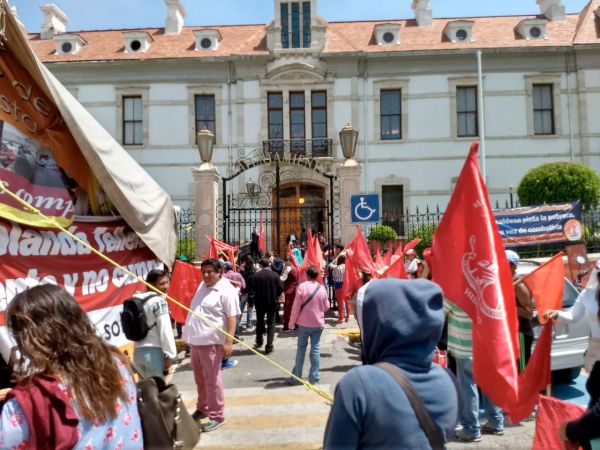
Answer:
[{"left": 23, "top": 0, "right": 600, "bottom": 246}]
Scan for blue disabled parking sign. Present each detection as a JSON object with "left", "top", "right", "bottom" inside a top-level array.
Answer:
[{"left": 350, "top": 194, "right": 380, "bottom": 223}]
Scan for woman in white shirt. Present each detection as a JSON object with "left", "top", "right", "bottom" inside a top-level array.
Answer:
[{"left": 545, "top": 260, "right": 600, "bottom": 373}]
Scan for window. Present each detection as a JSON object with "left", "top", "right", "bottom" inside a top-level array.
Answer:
[
  {"left": 122, "top": 96, "right": 143, "bottom": 145},
  {"left": 382, "top": 185, "right": 404, "bottom": 235},
  {"left": 194, "top": 95, "right": 216, "bottom": 137},
  {"left": 380, "top": 90, "right": 402, "bottom": 140},
  {"left": 280, "top": 2, "right": 311, "bottom": 49},
  {"left": 268, "top": 92, "right": 284, "bottom": 151},
  {"left": 311, "top": 91, "right": 327, "bottom": 155},
  {"left": 289, "top": 92, "right": 305, "bottom": 151},
  {"left": 533, "top": 84, "right": 555, "bottom": 135},
  {"left": 302, "top": 2, "right": 311, "bottom": 47},
  {"left": 456, "top": 87, "right": 478, "bottom": 137},
  {"left": 280, "top": 3, "right": 289, "bottom": 48}
]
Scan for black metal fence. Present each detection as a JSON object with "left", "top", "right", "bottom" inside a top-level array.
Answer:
[{"left": 176, "top": 204, "right": 600, "bottom": 261}]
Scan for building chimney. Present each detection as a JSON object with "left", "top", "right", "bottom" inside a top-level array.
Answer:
[
  {"left": 412, "top": 0, "right": 432, "bottom": 27},
  {"left": 165, "top": 0, "right": 185, "bottom": 35},
  {"left": 40, "top": 4, "right": 67, "bottom": 39},
  {"left": 537, "top": 0, "right": 566, "bottom": 21}
]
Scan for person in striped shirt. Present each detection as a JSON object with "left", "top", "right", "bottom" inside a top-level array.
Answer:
[{"left": 445, "top": 299, "right": 504, "bottom": 443}]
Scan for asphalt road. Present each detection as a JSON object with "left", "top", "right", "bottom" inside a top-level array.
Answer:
[{"left": 172, "top": 310, "right": 590, "bottom": 449}]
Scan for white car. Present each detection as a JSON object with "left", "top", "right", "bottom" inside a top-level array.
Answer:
[{"left": 518, "top": 260, "right": 590, "bottom": 383}]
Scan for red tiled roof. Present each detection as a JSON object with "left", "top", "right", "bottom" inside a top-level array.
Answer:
[
  {"left": 573, "top": 0, "right": 600, "bottom": 45},
  {"left": 27, "top": 9, "right": 599, "bottom": 63}
]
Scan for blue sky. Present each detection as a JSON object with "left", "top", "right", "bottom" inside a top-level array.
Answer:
[{"left": 11, "top": 0, "right": 591, "bottom": 32}]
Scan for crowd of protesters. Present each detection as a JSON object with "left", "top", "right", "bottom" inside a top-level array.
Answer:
[{"left": 0, "top": 235, "right": 599, "bottom": 449}]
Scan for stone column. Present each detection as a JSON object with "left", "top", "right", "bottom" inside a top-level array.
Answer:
[
  {"left": 192, "top": 163, "right": 220, "bottom": 262},
  {"left": 336, "top": 159, "right": 362, "bottom": 245}
]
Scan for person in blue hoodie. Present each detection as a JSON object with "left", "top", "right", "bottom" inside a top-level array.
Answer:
[{"left": 323, "top": 278, "right": 458, "bottom": 449}]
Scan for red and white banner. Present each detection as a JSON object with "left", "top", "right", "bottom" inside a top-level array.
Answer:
[{"left": 0, "top": 218, "right": 161, "bottom": 358}]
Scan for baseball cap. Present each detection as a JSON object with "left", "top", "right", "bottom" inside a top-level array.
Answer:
[{"left": 505, "top": 250, "right": 519, "bottom": 266}]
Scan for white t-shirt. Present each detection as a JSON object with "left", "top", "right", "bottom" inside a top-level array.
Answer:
[
  {"left": 183, "top": 277, "right": 241, "bottom": 346},
  {"left": 134, "top": 292, "right": 177, "bottom": 359}
]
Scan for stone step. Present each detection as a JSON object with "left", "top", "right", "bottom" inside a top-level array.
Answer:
[{"left": 191, "top": 385, "right": 332, "bottom": 449}]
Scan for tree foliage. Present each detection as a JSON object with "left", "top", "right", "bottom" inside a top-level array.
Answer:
[
  {"left": 367, "top": 225, "right": 397, "bottom": 244},
  {"left": 405, "top": 223, "right": 437, "bottom": 256},
  {"left": 517, "top": 162, "right": 600, "bottom": 207}
]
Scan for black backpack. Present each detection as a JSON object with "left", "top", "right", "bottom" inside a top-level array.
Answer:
[{"left": 121, "top": 293, "right": 157, "bottom": 341}]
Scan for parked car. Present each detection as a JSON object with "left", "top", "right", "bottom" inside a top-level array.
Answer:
[{"left": 517, "top": 260, "right": 590, "bottom": 383}]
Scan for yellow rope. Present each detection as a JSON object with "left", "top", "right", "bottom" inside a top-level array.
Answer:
[{"left": 0, "top": 181, "right": 333, "bottom": 403}]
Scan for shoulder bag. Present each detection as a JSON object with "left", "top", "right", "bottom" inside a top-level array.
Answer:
[
  {"left": 374, "top": 361, "right": 445, "bottom": 450},
  {"left": 131, "top": 362, "right": 201, "bottom": 450},
  {"left": 299, "top": 284, "right": 322, "bottom": 313}
]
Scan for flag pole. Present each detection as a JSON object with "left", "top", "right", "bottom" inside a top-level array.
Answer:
[{"left": 477, "top": 50, "right": 486, "bottom": 181}]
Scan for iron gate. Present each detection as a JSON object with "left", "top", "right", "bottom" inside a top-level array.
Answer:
[{"left": 220, "top": 149, "right": 338, "bottom": 258}]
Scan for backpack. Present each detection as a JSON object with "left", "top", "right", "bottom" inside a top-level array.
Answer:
[{"left": 121, "top": 293, "right": 157, "bottom": 341}]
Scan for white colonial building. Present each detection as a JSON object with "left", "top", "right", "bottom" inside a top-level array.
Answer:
[{"left": 21, "top": 0, "right": 600, "bottom": 249}]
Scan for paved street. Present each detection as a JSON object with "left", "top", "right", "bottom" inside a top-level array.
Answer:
[{"left": 172, "top": 310, "right": 588, "bottom": 449}]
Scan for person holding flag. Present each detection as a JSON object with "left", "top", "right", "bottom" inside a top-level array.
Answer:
[
  {"left": 545, "top": 260, "right": 600, "bottom": 374},
  {"left": 506, "top": 250, "right": 534, "bottom": 368}
]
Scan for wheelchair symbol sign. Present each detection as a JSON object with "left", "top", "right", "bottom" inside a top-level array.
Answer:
[{"left": 350, "top": 194, "right": 380, "bottom": 223}]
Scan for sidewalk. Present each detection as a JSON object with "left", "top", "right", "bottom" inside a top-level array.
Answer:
[{"left": 172, "top": 311, "right": 537, "bottom": 449}]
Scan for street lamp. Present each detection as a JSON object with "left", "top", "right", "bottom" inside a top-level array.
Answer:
[
  {"left": 339, "top": 123, "right": 359, "bottom": 161},
  {"left": 196, "top": 127, "right": 215, "bottom": 164}
]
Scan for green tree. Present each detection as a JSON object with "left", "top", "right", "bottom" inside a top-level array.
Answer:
[
  {"left": 405, "top": 223, "right": 437, "bottom": 256},
  {"left": 517, "top": 162, "right": 600, "bottom": 207},
  {"left": 367, "top": 225, "right": 397, "bottom": 244}
]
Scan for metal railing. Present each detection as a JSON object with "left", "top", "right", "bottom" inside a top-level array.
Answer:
[{"left": 262, "top": 138, "right": 332, "bottom": 158}]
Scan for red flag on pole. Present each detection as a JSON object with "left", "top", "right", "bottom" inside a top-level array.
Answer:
[
  {"left": 258, "top": 216, "right": 266, "bottom": 254},
  {"left": 431, "top": 141, "right": 519, "bottom": 411},
  {"left": 287, "top": 244, "right": 301, "bottom": 271},
  {"left": 339, "top": 226, "right": 376, "bottom": 301},
  {"left": 374, "top": 242, "right": 384, "bottom": 270},
  {"left": 520, "top": 252, "right": 565, "bottom": 325},
  {"left": 382, "top": 244, "right": 394, "bottom": 267},
  {"left": 403, "top": 237, "right": 422, "bottom": 254},
  {"left": 167, "top": 260, "right": 203, "bottom": 324},
  {"left": 508, "top": 323, "right": 553, "bottom": 424},
  {"left": 532, "top": 396, "right": 585, "bottom": 450},
  {"left": 381, "top": 254, "right": 408, "bottom": 279},
  {"left": 300, "top": 229, "right": 324, "bottom": 284}
]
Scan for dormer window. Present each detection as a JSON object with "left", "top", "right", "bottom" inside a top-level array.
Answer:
[
  {"left": 193, "top": 30, "right": 222, "bottom": 51},
  {"left": 374, "top": 24, "right": 400, "bottom": 45},
  {"left": 444, "top": 20, "right": 474, "bottom": 43},
  {"left": 54, "top": 34, "right": 86, "bottom": 55},
  {"left": 516, "top": 19, "right": 548, "bottom": 40},
  {"left": 123, "top": 31, "right": 153, "bottom": 53},
  {"left": 280, "top": 1, "right": 311, "bottom": 48}
]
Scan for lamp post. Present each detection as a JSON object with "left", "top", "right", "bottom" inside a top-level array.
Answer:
[
  {"left": 196, "top": 127, "right": 215, "bottom": 164},
  {"left": 339, "top": 123, "right": 359, "bottom": 162}
]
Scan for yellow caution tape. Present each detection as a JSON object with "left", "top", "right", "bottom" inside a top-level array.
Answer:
[{"left": 0, "top": 181, "right": 334, "bottom": 403}]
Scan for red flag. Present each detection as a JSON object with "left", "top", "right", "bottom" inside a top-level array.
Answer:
[
  {"left": 374, "top": 242, "right": 384, "bottom": 270},
  {"left": 339, "top": 226, "right": 376, "bottom": 301},
  {"left": 520, "top": 252, "right": 565, "bottom": 325},
  {"left": 403, "top": 237, "right": 422, "bottom": 254},
  {"left": 381, "top": 254, "right": 408, "bottom": 279},
  {"left": 532, "top": 396, "right": 585, "bottom": 450},
  {"left": 382, "top": 244, "right": 394, "bottom": 267},
  {"left": 431, "top": 141, "right": 519, "bottom": 411},
  {"left": 300, "top": 229, "right": 323, "bottom": 284},
  {"left": 339, "top": 252, "right": 363, "bottom": 302},
  {"left": 167, "top": 260, "right": 203, "bottom": 324},
  {"left": 509, "top": 324, "right": 553, "bottom": 423},
  {"left": 207, "top": 236, "right": 237, "bottom": 266},
  {"left": 258, "top": 216, "right": 266, "bottom": 254}
]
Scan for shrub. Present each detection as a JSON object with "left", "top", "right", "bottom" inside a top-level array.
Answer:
[
  {"left": 517, "top": 162, "right": 600, "bottom": 207},
  {"left": 367, "top": 225, "right": 397, "bottom": 244},
  {"left": 405, "top": 223, "right": 437, "bottom": 256},
  {"left": 177, "top": 238, "right": 196, "bottom": 261}
]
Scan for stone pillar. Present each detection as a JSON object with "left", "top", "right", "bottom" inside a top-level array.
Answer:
[
  {"left": 336, "top": 159, "right": 362, "bottom": 245},
  {"left": 192, "top": 163, "right": 220, "bottom": 262}
]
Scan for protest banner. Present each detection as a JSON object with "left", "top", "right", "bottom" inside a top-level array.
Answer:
[
  {"left": 0, "top": 217, "right": 161, "bottom": 360},
  {"left": 494, "top": 202, "right": 583, "bottom": 247}
]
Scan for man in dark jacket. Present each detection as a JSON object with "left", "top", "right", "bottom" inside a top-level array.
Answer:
[
  {"left": 253, "top": 258, "right": 283, "bottom": 355},
  {"left": 323, "top": 278, "right": 458, "bottom": 449}
]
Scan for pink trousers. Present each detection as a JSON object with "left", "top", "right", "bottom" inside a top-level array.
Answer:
[{"left": 190, "top": 344, "right": 225, "bottom": 421}]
